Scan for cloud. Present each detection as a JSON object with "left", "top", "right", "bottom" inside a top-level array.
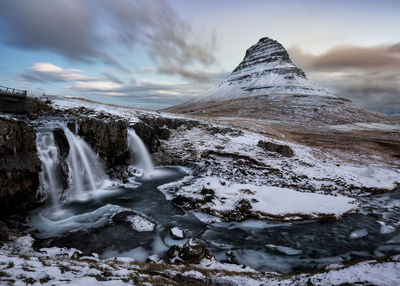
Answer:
[
  {"left": 69, "top": 81, "right": 122, "bottom": 92},
  {"left": 20, "top": 62, "right": 96, "bottom": 83},
  {"left": 290, "top": 44, "right": 400, "bottom": 70},
  {"left": 0, "top": 0, "right": 113, "bottom": 64},
  {"left": 157, "top": 65, "right": 227, "bottom": 82},
  {"left": 0, "top": 0, "right": 217, "bottom": 79},
  {"left": 19, "top": 61, "right": 221, "bottom": 108},
  {"left": 68, "top": 77, "right": 213, "bottom": 108},
  {"left": 289, "top": 43, "right": 400, "bottom": 114},
  {"left": 21, "top": 62, "right": 122, "bottom": 95}
]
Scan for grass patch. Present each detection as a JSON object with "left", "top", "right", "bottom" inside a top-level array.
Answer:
[
  {"left": 39, "top": 275, "right": 52, "bottom": 284},
  {"left": 58, "top": 264, "right": 71, "bottom": 274},
  {"left": 88, "top": 274, "right": 108, "bottom": 282},
  {"left": 18, "top": 254, "right": 31, "bottom": 260},
  {"left": 0, "top": 271, "right": 11, "bottom": 277},
  {"left": 38, "top": 257, "right": 51, "bottom": 266},
  {"left": 23, "top": 277, "right": 36, "bottom": 284}
]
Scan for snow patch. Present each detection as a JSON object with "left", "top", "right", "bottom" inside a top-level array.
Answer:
[{"left": 126, "top": 215, "right": 155, "bottom": 232}]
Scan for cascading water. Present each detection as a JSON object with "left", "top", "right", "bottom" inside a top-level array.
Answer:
[
  {"left": 127, "top": 129, "right": 154, "bottom": 175},
  {"left": 63, "top": 127, "right": 106, "bottom": 199},
  {"left": 36, "top": 131, "right": 61, "bottom": 208},
  {"left": 36, "top": 124, "right": 108, "bottom": 205}
]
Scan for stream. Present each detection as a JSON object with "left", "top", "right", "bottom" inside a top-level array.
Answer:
[{"left": 29, "top": 168, "right": 400, "bottom": 274}]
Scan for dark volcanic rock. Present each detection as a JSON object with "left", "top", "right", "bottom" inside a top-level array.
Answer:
[
  {"left": 131, "top": 121, "right": 161, "bottom": 153},
  {"left": 78, "top": 117, "right": 130, "bottom": 169},
  {"left": 52, "top": 128, "right": 70, "bottom": 189},
  {"left": 53, "top": 128, "right": 69, "bottom": 159},
  {"left": 0, "top": 117, "right": 41, "bottom": 216},
  {"left": 167, "top": 238, "right": 213, "bottom": 264},
  {"left": 36, "top": 210, "right": 157, "bottom": 256},
  {"left": 226, "top": 198, "right": 253, "bottom": 222},
  {"left": 258, "top": 140, "right": 294, "bottom": 157},
  {"left": 0, "top": 96, "right": 39, "bottom": 115},
  {"left": 138, "top": 115, "right": 201, "bottom": 131}
]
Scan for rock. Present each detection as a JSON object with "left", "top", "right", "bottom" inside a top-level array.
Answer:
[
  {"left": 146, "top": 254, "right": 163, "bottom": 264},
  {"left": 222, "top": 250, "right": 238, "bottom": 264},
  {"left": 37, "top": 211, "right": 157, "bottom": 255},
  {"left": 225, "top": 199, "right": 253, "bottom": 222},
  {"left": 112, "top": 211, "right": 156, "bottom": 232},
  {"left": 170, "top": 227, "right": 185, "bottom": 240},
  {"left": 166, "top": 238, "right": 213, "bottom": 264},
  {"left": 166, "top": 245, "right": 182, "bottom": 263},
  {"left": 0, "top": 95, "right": 39, "bottom": 115},
  {"left": 0, "top": 117, "right": 41, "bottom": 216},
  {"left": 258, "top": 140, "right": 294, "bottom": 157},
  {"left": 71, "top": 251, "right": 81, "bottom": 259},
  {"left": 112, "top": 210, "right": 137, "bottom": 225},
  {"left": 78, "top": 117, "right": 130, "bottom": 169},
  {"left": 138, "top": 115, "right": 200, "bottom": 131},
  {"left": 53, "top": 128, "right": 69, "bottom": 159},
  {"left": 200, "top": 187, "right": 215, "bottom": 203},
  {"left": 171, "top": 195, "right": 199, "bottom": 210},
  {"left": 52, "top": 128, "right": 70, "bottom": 189},
  {"left": 66, "top": 121, "right": 77, "bottom": 134},
  {"left": 130, "top": 121, "right": 161, "bottom": 153},
  {"left": 179, "top": 238, "right": 213, "bottom": 264},
  {"left": 237, "top": 198, "right": 252, "bottom": 213}
]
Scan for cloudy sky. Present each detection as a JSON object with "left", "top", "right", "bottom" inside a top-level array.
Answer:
[{"left": 0, "top": 0, "right": 399, "bottom": 113}]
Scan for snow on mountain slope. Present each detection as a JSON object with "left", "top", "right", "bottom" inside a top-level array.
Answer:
[
  {"left": 164, "top": 37, "right": 400, "bottom": 127},
  {"left": 189, "top": 37, "right": 329, "bottom": 103}
]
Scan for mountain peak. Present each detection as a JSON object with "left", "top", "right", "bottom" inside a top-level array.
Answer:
[
  {"left": 190, "top": 36, "right": 327, "bottom": 103},
  {"left": 232, "top": 36, "right": 306, "bottom": 80}
]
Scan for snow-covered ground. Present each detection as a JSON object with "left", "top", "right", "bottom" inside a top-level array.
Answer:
[
  {"left": 159, "top": 126, "right": 399, "bottom": 194},
  {"left": 22, "top": 95, "right": 400, "bottom": 284},
  {"left": 43, "top": 95, "right": 400, "bottom": 218},
  {"left": 1, "top": 234, "right": 400, "bottom": 285},
  {"left": 160, "top": 176, "right": 358, "bottom": 220},
  {"left": 44, "top": 94, "right": 188, "bottom": 125}
]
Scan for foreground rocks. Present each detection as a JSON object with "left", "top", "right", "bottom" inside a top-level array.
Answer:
[
  {"left": 167, "top": 238, "right": 214, "bottom": 264},
  {"left": 0, "top": 117, "right": 41, "bottom": 216},
  {"left": 258, "top": 140, "right": 294, "bottom": 157}
]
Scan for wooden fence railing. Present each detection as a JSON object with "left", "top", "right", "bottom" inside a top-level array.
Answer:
[{"left": 0, "top": 85, "right": 27, "bottom": 98}]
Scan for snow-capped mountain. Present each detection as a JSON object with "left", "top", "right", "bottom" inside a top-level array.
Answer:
[
  {"left": 165, "top": 37, "right": 396, "bottom": 125},
  {"left": 191, "top": 37, "right": 328, "bottom": 103}
]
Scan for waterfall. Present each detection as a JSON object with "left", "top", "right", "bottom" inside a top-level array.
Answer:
[
  {"left": 36, "top": 131, "right": 61, "bottom": 207},
  {"left": 63, "top": 127, "right": 105, "bottom": 198},
  {"left": 36, "top": 125, "right": 107, "bottom": 205},
  {"left": 127, "top": 129, "right": 154, "bottom": 175}
]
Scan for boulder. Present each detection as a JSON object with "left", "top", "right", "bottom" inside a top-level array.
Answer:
[
  {"left": 170, "top": 227, "right": 185, "bottom": 240},
  {"left": 226, "top": 198, "right": 253, "bottom": 222},
  {"left": 167, "top": 238, "right": 213, "bottom": 264},
  {"left": 258, "top": 140, "right": 294, "bottom": 157},
  {"left": 112, "top": 211, "right": 156, "bottom": 232},
  {"left": 0, "top": 117, "right": 41, "bottom": 216}
]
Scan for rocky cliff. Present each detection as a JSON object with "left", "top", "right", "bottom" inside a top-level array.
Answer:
[
  {"left": 77, "top": 117, "right": 130, "bottom": 170},
  {"left": 0, "top": 117, "right": 42, "bottom": 216}
]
